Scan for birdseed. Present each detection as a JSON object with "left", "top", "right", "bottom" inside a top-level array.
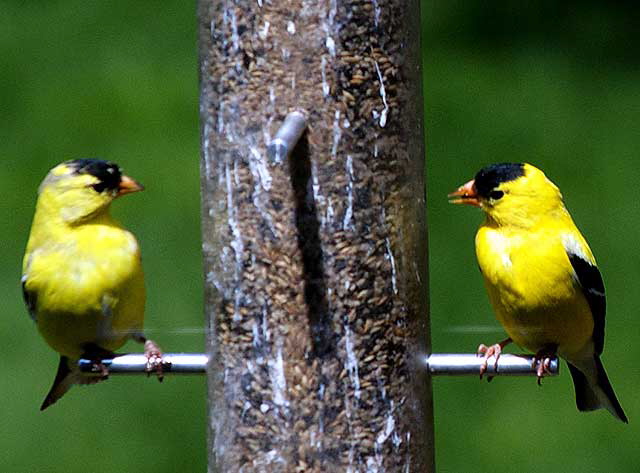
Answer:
[{"left": 198, "top": 0, "right": 430, "bottom": 471}]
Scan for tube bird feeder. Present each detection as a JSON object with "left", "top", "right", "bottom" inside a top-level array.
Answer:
[{"left": 198, "top": 0, "right": 431, "bottom": 471}]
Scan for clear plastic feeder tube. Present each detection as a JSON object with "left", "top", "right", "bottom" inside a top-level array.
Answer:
[{"left": 198, "top": 0, "right": 430, "bottom": 471}]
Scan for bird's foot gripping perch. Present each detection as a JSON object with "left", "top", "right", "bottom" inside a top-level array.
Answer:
[
  {"left": 143, "top": 339, "right": 165, "bottom": 382},
  {"left": 533, "top": 346, "right": 557, "bottom": 386},
  {"left": 87, "top": 360, "right": 110, "bottom": 379},
  {"left": 82, "top": 344, "right": 117, "bottom": 380},
  {"left": 132, "top": 334, "right": 165, "bottom": 381},
  {"left": 477, "top": 338, "right": 512, "bottom": 381}
]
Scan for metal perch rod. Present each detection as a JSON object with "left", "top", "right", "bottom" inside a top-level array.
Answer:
[
  {"left": 78, "top": 353, "right": 559, "bottom": 377},
  {"left": 426, "top": 354, "right": 559, "bottom": 376},
  {"left": 78, "top": 354, "right": 207, "bottom": 375},
  {"left": 267, "top": 110, "right": 308, "bottom": 161}
]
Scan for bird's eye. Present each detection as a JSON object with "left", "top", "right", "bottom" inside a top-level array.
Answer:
[
  {"left": 91, "top": 182, "right": 108, "bottom": 193},
  {"left": 489, "top": 190, "right": 504, "bottom": 200}
]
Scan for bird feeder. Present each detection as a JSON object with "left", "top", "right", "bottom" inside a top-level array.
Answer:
[{"left": 197, "top": 0, "right": 432, "bottom": 471}]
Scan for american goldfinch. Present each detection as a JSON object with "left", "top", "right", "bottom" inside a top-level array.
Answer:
[
  {"left": 22, "top": 159, "right": 163, "bottom": 410},
  {"left": 449, "top": 163, "right": 627, "bottom": 423}
]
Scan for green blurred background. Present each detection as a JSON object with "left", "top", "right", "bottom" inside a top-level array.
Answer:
[
  {"left": 1, "top": 1, "right": 637, "bottom": 472},
  {"left": 425, "top": 1, "right": 639, "bottom": 472}
]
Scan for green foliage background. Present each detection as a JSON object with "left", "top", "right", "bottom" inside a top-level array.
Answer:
[
  {"left": 425, "top": 2, "right": 639, "bottom": 472},
  {"left": 1, "top": 2, "right": 637, "bottom": 472}
]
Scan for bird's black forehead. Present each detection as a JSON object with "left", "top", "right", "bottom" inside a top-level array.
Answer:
[
  {"left": 65, "top": 159, "right": 122, "bottom": 191},
  {"left": 474, "top": 162, "right": 525, "bottom": 197}
]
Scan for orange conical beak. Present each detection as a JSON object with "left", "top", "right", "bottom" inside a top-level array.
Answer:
[
  {"left": 116, "top": 175, "right": 144, "bottom": 197},
  {"left": 448, "top": 179, "right": 480, "bottom": 207}
]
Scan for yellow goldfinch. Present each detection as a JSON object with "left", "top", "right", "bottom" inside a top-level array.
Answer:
[
  {"left": 449, "top": 163, "right": 627, "bottom": 423},
  {"left": 22, "top": 159, "right": 163, "bottom": 410}
]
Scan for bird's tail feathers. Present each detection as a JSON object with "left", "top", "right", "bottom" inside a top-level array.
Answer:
[
  {"left": 567, "top": 356, "right": 628, "bottom": 423},
  {"left": 40, "top": 356, "right": 105, "bottom": 411}
]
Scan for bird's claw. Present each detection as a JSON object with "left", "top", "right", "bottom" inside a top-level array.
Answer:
[
  {"left": 143, "top": 340, "right": 165, "bottom": 382},
  {"left": 89, "top": 361, "right": 110, "bottom": 380},
  {"left": 533, "top": 351, "right": 554, "bottom": 386},
  {"left": 477, "top": 338, "right": 512, "bottom": 381},
  {"left": 477, "top": 343, "right": 503, "bottom": 381}
]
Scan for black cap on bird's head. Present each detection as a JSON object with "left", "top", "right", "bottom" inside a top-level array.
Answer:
[
  {"left": 473, "top": 163, "right": 525, "bottom": 199},
  {"left": 448, "top": 163, "right": 525, "bottom": 207},
  {"left": 67, "top": 159, "right": 122, "bottom": 193},
  {"left": 64, "top": 158, "right": 144, "bottom": 196}
]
